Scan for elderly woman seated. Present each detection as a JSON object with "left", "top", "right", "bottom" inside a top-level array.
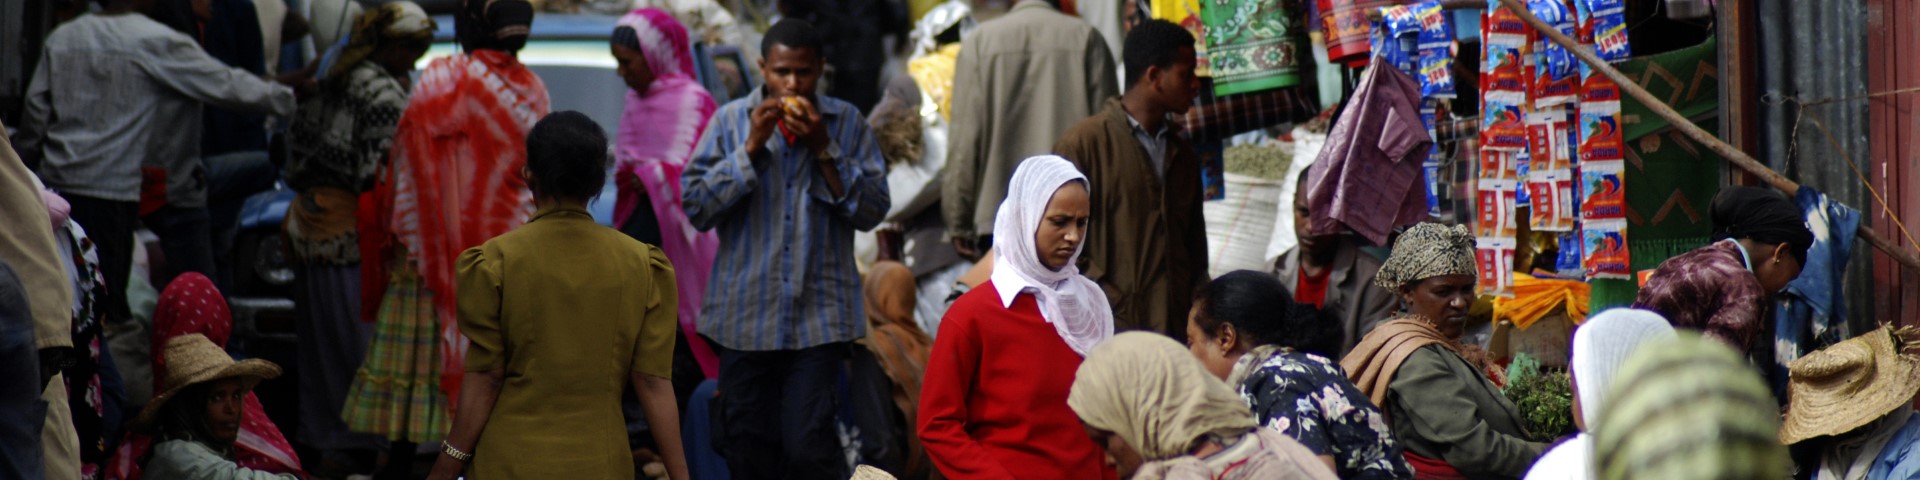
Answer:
[{"left": 1339, "top": 223, "right": 1547, "bottom": 479}]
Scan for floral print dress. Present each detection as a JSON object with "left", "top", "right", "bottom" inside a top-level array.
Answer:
[{"left": 1228, "top": 345, "right": 1414, "bottom": 479}]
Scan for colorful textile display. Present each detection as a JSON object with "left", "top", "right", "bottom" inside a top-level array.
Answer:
[{"left": 1200, "top": 0, "right": 1304, "bottom": 95}]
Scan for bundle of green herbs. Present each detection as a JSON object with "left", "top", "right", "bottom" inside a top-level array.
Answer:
[{"left": 1503, "top": 353, "right": 1576, "bottom": 442}]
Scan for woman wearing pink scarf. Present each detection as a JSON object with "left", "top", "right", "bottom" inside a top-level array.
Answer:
[
  {"left": 106, "top": 273, "right": 303, "bottom": 479},
  {"left": 611, "top": 8, "right": 722, "bottom": 380}
]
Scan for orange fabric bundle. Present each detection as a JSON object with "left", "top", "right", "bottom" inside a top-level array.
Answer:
[{"left": 1494, "top": 272, "right": 1591, "bottom": 330}]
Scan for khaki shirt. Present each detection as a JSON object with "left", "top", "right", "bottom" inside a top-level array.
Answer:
[{"left": 941, "top": 0, "right": 1118, "bottom": 241}]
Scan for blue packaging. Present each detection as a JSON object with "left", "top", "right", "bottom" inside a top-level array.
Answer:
[{"left": 1557, "top": 229, "right": 1584, "bottom": 277}]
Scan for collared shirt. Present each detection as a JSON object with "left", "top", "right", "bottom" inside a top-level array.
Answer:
[
  {"left": 1125, "top": 112, "right": 1173, "bottom": 180},
  {"left": 18, "top": 13, "right": 296, "bottom": 205},
  {"left": 682, "top": 88, "right": 890, "bottom": 351},
  {"left": 989, "top": 258, "right": 1035, "bottom": 310}
]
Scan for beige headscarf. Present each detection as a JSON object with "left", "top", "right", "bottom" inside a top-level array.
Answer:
[
  {"left": 1374, "top": 222, "right": 1477, "bottom": 291},
  {"left": 1068, "top": 332, "right": 1256, "bottom": 461}
]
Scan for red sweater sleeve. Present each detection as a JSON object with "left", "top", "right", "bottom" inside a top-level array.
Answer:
[{"left": 917, "top": 305, "right": 1018, "bottom": 480}]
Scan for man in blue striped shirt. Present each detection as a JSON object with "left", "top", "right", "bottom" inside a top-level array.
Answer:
[{"left": 681, "top": 19, "right": 889, "bottom": 480}]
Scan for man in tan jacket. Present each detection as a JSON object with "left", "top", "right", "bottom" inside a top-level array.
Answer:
[
  {"left": 1053, "top": 20, "right": 1206, "bottom": 340},
  {"left": 941, "top": 0, "right": 1117, "bottom": 260}
]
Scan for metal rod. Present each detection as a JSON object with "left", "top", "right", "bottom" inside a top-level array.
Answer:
[{"left": 1492, "top": 0, "right": 1920, "bottom": 273}]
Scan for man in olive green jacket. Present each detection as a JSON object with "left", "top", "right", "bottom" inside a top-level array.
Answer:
[{"left": 1052, "top": 20, "right": 1206, "bottom": 340}]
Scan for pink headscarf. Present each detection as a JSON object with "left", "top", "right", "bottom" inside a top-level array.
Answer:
[
  {"left": 107, "top": 273, "right": 304, "bottom": 479},
  {"left": 612, "top": 8, "right": 721, "bottom": 378}
]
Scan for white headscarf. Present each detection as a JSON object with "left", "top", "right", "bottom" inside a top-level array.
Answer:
[
  {"left": 1572, "top": 308, "right": 1677, "bottom": 429},
  {"left": 1523, "top": 309, "right": 1677, "bottom": 480},
  {"left": 990, "top": 156, "right": 1113, "bottom": 356}
]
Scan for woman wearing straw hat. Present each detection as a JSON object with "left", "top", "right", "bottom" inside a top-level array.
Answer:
[
  {"left": 1781, "top": 324, "right": 1920, "bottom": 480},
  {"left": 133, "top": 334, "right": 289, "bottom": 479},
  {"left": 1068, "top": 332, "right": 1336, "bottom": 480},
  {"left": 1338, "top": 223, "right": 1546, "bottom": 479}
]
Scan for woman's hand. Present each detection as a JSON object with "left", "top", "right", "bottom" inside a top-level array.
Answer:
[{"left": 425, "top": 453, "right": 466, "bottom": 480}]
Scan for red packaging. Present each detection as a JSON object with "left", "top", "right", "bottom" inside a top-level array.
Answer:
[
  {"left": 1324, "top": 0, "right": 1398, "bottom": 67},
  {"left": 1529, "top": 180, "right": 1557, "bottom": 228},
  {"left": 1579, "top": 163, "right": 1626, "bottom": 220}
]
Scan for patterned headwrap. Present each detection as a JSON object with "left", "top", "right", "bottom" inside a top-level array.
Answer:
[
  {"left": 325, "top": 1, "right": 436, "bottom": 80},
  {"left": 1373, "top": 222, "right": 1477, "bottom": 291}
]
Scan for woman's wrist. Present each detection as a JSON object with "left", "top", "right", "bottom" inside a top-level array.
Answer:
[{"left": 441, "top": 441, "right": 473, "bottom": 463}]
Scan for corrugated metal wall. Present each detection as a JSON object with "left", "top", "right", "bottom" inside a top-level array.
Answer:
[
  {"left": 1866, "top": 0, "right": 1920, "bottom": 328},
  {"left": 1754, "top": 0, "right": 1876, "bottom": 331}
]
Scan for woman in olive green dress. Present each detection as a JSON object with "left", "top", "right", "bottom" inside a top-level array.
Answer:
[{"left": 426, "top": 112, "right": 689, "bottom": 480}]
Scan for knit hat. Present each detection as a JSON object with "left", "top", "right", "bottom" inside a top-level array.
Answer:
[
  {"left": 1570, "top": 308, "right": 1677, "bottom": 429},
  {"left": 134, "top": 334, "right": 282, "bottom": 428},
  {"left": 1374, "top": 223, "right": 1477, "bottom": 291},
  {"left": 1592, "top": 333, "right": 1787, "bottom": 480},
  {"left": 1779, "top": 324, "right": 1920, "bottom": 445}
]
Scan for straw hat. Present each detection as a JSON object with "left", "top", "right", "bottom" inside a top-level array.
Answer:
[
  {"left": 850, "top": 465, "right": 897, "bottom": 480},
  {"left": 1780, "top": 324, "right": 1920, "bottom": 445},
  {"left": 134, "top": 334, "right": 282, "bottom": 428}
]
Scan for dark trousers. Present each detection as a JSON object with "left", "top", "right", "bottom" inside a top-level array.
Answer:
[
  {"left": 145, "top": 205, "right": 215, "bottom": 291},
  {"left": 717, "top": 342, "right": 850, "bottom": 480},
  {"left": 0, "top": 262, "right": 47, "bottom": 479},
  {"left": 64, "top": 196, "right": 138, "bottom": 325}
]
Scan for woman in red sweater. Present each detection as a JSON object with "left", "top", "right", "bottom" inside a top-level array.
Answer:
[{"left": 918, "top": 155, "right": 1117, "bottom": 479}]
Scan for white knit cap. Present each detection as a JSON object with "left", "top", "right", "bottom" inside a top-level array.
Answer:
[{"left": 1571, "top": 308, "right": 1677, "bottom": 428}]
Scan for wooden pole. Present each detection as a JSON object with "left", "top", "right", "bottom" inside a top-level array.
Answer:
[{"left": 1494, "top": 0, "right": 1920, "bottom": 273}]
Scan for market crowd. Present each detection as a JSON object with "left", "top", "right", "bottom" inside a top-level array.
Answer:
[{"left": 2, "top": 0, "right": 1918, "bottom": 479}]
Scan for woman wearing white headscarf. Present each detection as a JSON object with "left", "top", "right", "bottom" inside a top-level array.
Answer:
[
  {"left": 1522, "top": 309, "right": 1676, "bottom": 480},
  {"left": 1069, "top": 332, "right": 1336, "bottom": 480},
  {"left": 917, "top": 156, "right": 1115, "bottom": 479}
]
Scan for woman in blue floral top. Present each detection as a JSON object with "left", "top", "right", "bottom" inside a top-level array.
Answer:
[{"left": 1186, "top": 270, "right": 1413, "bottom": 479}]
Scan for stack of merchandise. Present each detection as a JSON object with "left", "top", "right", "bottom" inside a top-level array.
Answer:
[
  {"left": 1476, "top": 2, "right": 1528, "bottom": 297},
  {"left": 1574, "top": 0, "right": 1632, "bottom": 281},
  {"left": 1478, "top": 0, "right": 1633, "bottom": 295}
]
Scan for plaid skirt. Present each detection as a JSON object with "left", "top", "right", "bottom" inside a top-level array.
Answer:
[{"left": 340, "top": 268, "right": 449, "bottom": 443}]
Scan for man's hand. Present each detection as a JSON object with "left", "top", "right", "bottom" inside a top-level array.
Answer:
[
  {"left": 744, "top": 97, "right": 784, "bottom": 161},
  {"left": 952, "top": 237, "right": 980, "bottom": 261},
  {"left": 782, "top": 96, "right": 830, "bottom": 156}
]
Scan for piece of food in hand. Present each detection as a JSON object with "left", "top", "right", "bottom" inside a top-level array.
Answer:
[{"left": 781, "top": 96, "right": 808, "bottom": 118}]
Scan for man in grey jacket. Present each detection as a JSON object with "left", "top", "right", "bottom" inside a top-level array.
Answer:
[
  {"left": 15, "top": 0, "right": 299, "bottom": 331},
  {"left": 940, "top": 0, "right": 1116, "bottom": 259}
]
